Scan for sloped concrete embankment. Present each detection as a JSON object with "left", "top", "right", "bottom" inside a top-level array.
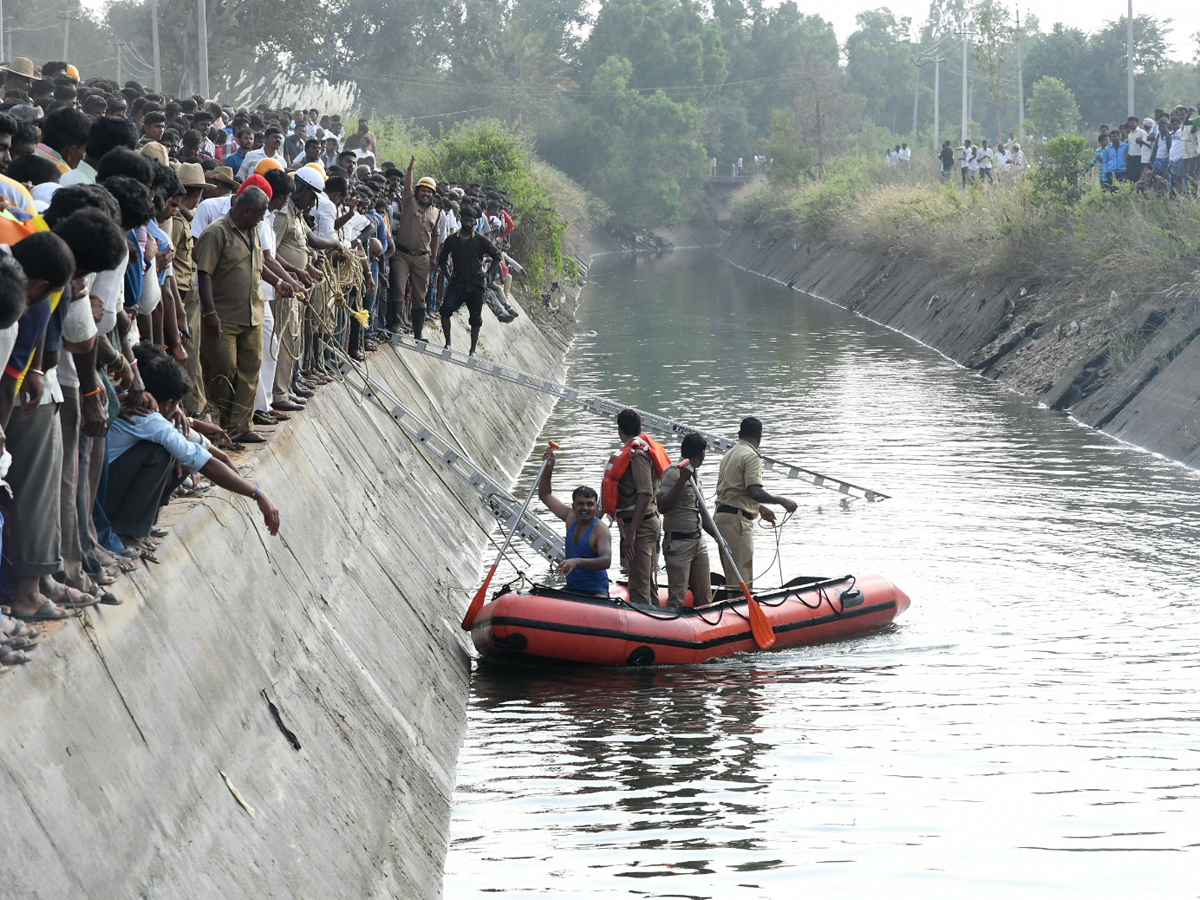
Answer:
[
  {"left": 720, "top": 232, "right": 1200, "bottom": 467},
  {"left": 0, "top": 306, "right": 572, "bottom": 900}
]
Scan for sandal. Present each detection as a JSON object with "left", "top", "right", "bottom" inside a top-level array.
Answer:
[
  {"left": 47, "top": 586, "right": 100, "bottom": 609},
  {"left": 10, "top": 600, "right": 73, "bottom": 621},
  {"left": 0, "top": 618, "right": 37, "bottom": 640},
  {"left": 1, "top": 648, "right": 31, "bottom": 666}
]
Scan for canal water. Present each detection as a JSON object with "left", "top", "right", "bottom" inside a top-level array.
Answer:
[{"left": 443, "top": 250, "right": 1200, "bottom": 897}]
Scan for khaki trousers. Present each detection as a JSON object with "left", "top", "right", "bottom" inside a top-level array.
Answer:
[
  {"left": 663, "top": 534, "right": 711, "bottom": 607},
  {"left": 272, "top": 293, "right": 302, "bottom": 404},
  {"left": 395, "top": 252, "right": 431, "bottom": 317},
  {"left": 201, "top": 320, "right": 263, "bottom": 438},
  {"left": 618, "top": 515, "right": 661, "bottom": 605},
  {"left": 182, "top": 286, "right": 207, "bottom": 416},
  {"left": 714, "top": 511, "right": 755, "bottom": 588}
]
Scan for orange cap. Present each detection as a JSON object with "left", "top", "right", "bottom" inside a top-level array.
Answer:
[
  {"left": 255, "top": 158, "right": 284, "bottom": 175},
  {"left": 65, "top": 64, "right": 80, "bottom": 81}
]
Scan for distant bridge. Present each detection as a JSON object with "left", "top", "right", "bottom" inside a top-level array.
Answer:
[{"left": 704, "top": 174, "right": 760, "bottom": 226}]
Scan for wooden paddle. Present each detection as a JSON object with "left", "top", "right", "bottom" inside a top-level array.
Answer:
[
  {"left": 689, "top": 469, "right": 776, "bottom": 650},
  {"left": 461, "top": 442, "right": 559, "bottom": 631}
]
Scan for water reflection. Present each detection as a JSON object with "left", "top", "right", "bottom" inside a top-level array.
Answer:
[{"left": 446, "top": 251, "right": 1200, "bottom": 897}]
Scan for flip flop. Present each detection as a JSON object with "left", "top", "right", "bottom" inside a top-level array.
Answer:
[
  {"left": 9, "top": 600, "right": 72, "bottom": 621},
  {"left": 97, "top": 590, "right": 123, "bottom": 606},
  {"left": 2, "top": 636, "right": 38, "bottom": 651},
  {"left": 48, "top": 587, "right": 100, "bottom": 609},
  {"left": 0, "top": 649, "right": 31, "bottom": 666},
  {"left": 0, "top": 618, "right": 36, "bottom": 640}
]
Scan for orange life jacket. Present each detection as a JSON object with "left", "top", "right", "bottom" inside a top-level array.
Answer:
[{"left": 601, "top": 434, "right": 671, "bottom": 516}]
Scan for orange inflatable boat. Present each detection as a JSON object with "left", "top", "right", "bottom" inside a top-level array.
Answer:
[{"left": 468, "top": 574, "right": 910, "bottom": 666}]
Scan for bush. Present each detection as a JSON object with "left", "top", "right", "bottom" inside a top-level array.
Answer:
[{"left": 1030, "top": 135, "right": 1093, "bottom": 205}]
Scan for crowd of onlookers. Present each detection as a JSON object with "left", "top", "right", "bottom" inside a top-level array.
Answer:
[
  {"left": 0, "top": 55, "right": 527, "bottom": 673},
  {"left": 938, "top": 138, "right": 1028, "bottom": 185},
  {"left": 926, "top": 103, "right": 1200, "bottom": 196},
  {"left": 1089, "top": 106, "right": 1200, "bottom": 196}
]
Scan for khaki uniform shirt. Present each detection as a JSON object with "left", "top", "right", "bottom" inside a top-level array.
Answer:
[
  {"left": 193, "top": 212, "right": 264, "bottom": 327},
  {"left": 170, "top": 208, "right": 196, "bottom": 294},
  {"left": 395, "top": 194, "right": 441, "bottom": 254},
  {"left": 273, "top": 198, "right": 311, "bottom": 271},
  {"left": 616, "top": 451, "right": 659, "bottom": 520},
  {"left": 659, "top": 466, "right": 701, "bottom": 533},
  {"left": 715, "top": 439, "right": 763, "bottom": 517}
]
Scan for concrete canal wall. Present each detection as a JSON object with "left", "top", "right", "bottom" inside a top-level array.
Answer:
[
  {"left": 0, "top": 303, "right": 574, "bottom": 899},
  {"left": 720, "top": 232, "right": 1200, "bottom": 468}
]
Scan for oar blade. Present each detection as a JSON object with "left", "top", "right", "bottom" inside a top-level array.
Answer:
[
  {"left": 461, "top": 566, "right": 497, "bottom": 631},
  {"left": 742, "top": 583, "right": 776, "bottom": 649}
]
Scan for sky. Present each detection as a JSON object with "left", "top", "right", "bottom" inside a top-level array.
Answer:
[
  {"left": 807, "top": 0, "right": 1196, "bottom": 59},
  {"left": 75, "top": 0, "right": 1197, "bottom": 61}
]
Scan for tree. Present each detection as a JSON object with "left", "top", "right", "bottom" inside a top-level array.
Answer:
[
  {"left": 1026, "top": 75, "right": 1081, "bottom": 138},
  {"left": 844, "top": 8, "right": 917, "bottom": 133},
  {"left": 789, "top": 59, "right": 865, "bottom": 178},
  {"left": 972, "top": 0, "right": 1015, "bottom": 141}
]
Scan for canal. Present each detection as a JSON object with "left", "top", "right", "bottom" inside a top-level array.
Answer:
[{"left": 444, "top": 250, "right": 1200, "bottom": 897}]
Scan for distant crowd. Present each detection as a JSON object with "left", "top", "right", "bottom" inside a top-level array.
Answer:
[
  {"left": 1089, "top": 106, "right": 1200, "bottom": 196},
  {"left": 0, "top": 54, "right": 527, "bottom": 672}
]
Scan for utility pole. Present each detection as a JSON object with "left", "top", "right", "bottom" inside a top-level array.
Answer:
[
  {"left": 197, "top": 0, "right": 210, "bottom": 98},
  {"left": 1016, "top": 7, "right": 1025, "bottom": 142},
  {"left": 958, "top": 29, "right": 973, "bottom": 143},
  {"left": 1126, "top": 0, "right": 1135, "bottom": 116},
  {"left": 116, "top": 42, "right": 122, "bottom": 84},
  {"left": 0, "top": 0, "right": 5, "bottom": 75},
  {"left": 934, "top": 58, "right": 941, "bottom": 150},
  {"left": 912, "top": 65, "right": 920, "bottom": 136},
  {"left": 151, "top": 0, "right": 162, "bottom": 92},
  {"left": 62, "top": 0, "right": 72, "bottom": 60}
]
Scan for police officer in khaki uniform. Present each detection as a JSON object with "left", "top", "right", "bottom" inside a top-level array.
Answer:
[
  {"left": 658, "top": 432, "right": 718, "bottom": 607},
  {"left": 713, "top": 417, "right": 797, "bottom": 589},
  {"left": 613, "top": 408, "right": 663, "bottom": 605},
  {"left": 389, "top": 154, "right": 442, "bottom": 339}
]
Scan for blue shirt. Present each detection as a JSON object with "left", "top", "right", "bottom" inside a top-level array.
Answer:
[
  {"left": 107, "top": 412, "right": 212, "bottom": 472},
  {"left": 226, "top": 150, "right": 248, "bottom": 175},
  {"left": 1114, "top": 140, "right": 1128, "bottom": 172}
]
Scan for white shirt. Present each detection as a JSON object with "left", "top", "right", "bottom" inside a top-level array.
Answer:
[
  {"left": 192, "top": 196, "right": 275, "bottom": 248},
  {"left": 315, "top": 193, "right": 337, "bottom": 240},
  {"left": 0, "top": 322, "right": 14, "bottom": 486},
  {"left": 977, "top": 147, "right": 992, "bottom": 168},
  {"left": 54, "top": 281, "right": 101, "bottom": 390},
  {"left": 1128, "top": 127, "right": 1148, "bottom": 162},
  {"left": 60, "top": 159, "right": 98, "bottom": 186},
  {"left": 236, "top": 148, "right": 286, "bottom": 181}
]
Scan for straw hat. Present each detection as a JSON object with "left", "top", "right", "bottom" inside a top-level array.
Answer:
[
  {"left": 177, "top": 162, "right": 207, "bottom": 188},
  {"left": 0, "top": 58, "right": 39, "bottom": 80},
  {"left": 207, "top": 166, "right": 239, "bottom": 189}
]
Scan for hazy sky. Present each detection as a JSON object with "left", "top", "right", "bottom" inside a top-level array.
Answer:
[
  {"left": 809, "top": 0, "right": 1195, "bottom": 59},
  {"left": 77, "top": 0, "right": 1197, "bottom": 62}
]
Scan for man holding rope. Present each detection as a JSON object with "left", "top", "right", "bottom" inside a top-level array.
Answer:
[{"left": 713, "top": 417, "right": 797, "bottom": 590}]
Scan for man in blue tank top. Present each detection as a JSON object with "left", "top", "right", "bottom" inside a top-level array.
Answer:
[{"left": 538, "top": 446, "right": 611, "bottom": 596}]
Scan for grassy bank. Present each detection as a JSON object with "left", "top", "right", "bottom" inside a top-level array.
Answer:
[
  {"left": 372, "top": 117, "right": 606, "bottom": 290},
  {"left": 734, "top": 154, "right": 1200, "bottom": 331}
]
